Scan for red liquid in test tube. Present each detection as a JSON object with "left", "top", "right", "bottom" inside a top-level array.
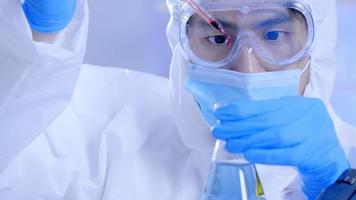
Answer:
[{"left": 185, "top": 0, "right": 233, "bottom": 45}]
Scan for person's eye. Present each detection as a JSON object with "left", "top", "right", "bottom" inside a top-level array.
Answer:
[
  {"left": 207, "top": 35, "right": 228, "bottom": 46},
  {"left": 264, "top": 31, "right": 287, "bottom": 41}
]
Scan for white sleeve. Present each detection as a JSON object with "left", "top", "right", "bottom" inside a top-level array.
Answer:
[
  {"left": 348, "top": 147, "right": 356, "bottom": 168},
  {"left": 342, "top": 125, "right": 356, "bottom": 168},
  {"left": 282, "top": 175, "right": 308, "bottom": 200},
  {"left": 0, "top": 0, "right": 88, "bottom": 172}
]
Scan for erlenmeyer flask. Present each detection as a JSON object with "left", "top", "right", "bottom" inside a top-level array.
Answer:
[{"left": 202, "top": 140, "right": 265, "bottom": 200}]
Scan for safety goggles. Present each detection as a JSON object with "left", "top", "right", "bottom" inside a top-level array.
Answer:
[{"left": 179, "top": 0, "right": 315, "bottom": 69}]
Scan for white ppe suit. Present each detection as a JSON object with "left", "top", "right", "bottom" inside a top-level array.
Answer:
[
  {"left": 0, "top": 0, "right": 356, "bottom": 199},
  {"left": 0, "top": 0, "right": 87, "bottom": 172}
]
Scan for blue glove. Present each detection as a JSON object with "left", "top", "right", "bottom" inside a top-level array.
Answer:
[
  {"left": 212, "top": 96, "right": 349, "bottom": 200},
  {"left": 23, "top": 0, "right": 77, "bottom": 33}
]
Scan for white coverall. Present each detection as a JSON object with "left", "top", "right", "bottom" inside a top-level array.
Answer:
[{"left": 0, "top": 0, "right": 355, "bottom": 199}]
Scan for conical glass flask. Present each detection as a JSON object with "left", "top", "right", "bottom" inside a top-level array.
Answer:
[{"left": 202, "top": 140, "right": 265, "bottom": 200}]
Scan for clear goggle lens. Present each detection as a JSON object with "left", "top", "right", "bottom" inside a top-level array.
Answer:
[{"left": 184, "top": 6, "right": 313, "bottom": 68}]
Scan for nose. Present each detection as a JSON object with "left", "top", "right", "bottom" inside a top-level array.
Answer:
[{"left": 228, "top": 42, "right": 266, "bottom": 73}]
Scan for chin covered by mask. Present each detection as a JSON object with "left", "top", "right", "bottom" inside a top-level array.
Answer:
[{"left": 184, "top": 62, "right": 309, "bottom": 126}]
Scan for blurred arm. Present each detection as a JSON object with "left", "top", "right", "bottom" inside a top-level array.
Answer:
[{"left": 31, "top": 30, "right": 58, "bottom": 42}]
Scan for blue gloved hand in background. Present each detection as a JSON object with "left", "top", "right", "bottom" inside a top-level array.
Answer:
[
  {"left": 23, "top": 0, "right": 77, "bottom": 33},
  {"left": 212, "top": 96, "right": 349, "bottom": 200}
]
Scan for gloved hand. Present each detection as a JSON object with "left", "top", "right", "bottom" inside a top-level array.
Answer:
[
  {"left": 212, "top": 96, "right": 350, "bottom": 200},
  {"left": 23, "top": 0, "right": 77, "bottom": 33}
]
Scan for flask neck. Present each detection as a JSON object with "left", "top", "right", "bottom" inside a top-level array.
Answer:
[{"left": 212, "top": 140, "right": 250, "bottom": 164}]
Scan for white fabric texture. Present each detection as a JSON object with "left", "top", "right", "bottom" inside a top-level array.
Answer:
[
  {"left": 0, "top": 65, "right": 204, "bottom": 199},
  {"left": 0, "top": 0, "right": 88, "bottom": 172},
  {"left": 0, "top": 0, "right": 355, "bottom": 199}
]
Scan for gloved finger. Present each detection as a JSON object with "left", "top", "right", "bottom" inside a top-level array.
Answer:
[
  {"left": 215, "top": 96, "right": 301, "bottom": 120},
  {"left": 224, "top": 127, "right": 307, "bottom": 153},
  {"left": 212, "top": 103, "right": 314, "bottom": 140},
  {"left": 211, "top": 120, "right": 269, "bottom": 140},
  {"left": 214, "top": 97, "right": 313, "bottom": 121},
  {"left": 214, "top": 97, "right": 317, "bottom": 138},
  {"left": 243, "top": 145, "right": 304, "bottom": 166},
  {"left": 224, "top": 137, "right": 273, "bottom": 153}
]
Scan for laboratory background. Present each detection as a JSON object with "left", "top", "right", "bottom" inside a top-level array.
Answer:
[{"left": 84, "top": 0, "right": 356, "bottom": 126}]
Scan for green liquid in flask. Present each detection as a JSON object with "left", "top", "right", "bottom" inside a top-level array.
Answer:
[{"left": 202, "top": 162, "right": 265, "bottom": 200}]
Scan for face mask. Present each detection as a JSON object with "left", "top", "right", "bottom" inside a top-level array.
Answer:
[{"left": 185, "top": 62, "right": 309, "bottom": 126}]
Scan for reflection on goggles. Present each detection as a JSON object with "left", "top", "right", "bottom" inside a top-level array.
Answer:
[{"left": 183, "top": 7, "right": 312, "bottom": 68}]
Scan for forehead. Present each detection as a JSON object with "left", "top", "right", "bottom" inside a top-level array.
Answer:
[
  {"left": 188, "top": 8, "right": 301, "bottom": 29},
  {"left": 187, "top": 0, "right": 283, "bottom": 3},
  {"left": 183, "top": 0, "right": 291, "bottom": 7}
]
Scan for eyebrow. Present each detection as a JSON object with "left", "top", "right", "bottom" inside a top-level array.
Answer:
[
  {"left": 191, "top": 13, "right": 291, "bottom": 31},
  {"left": 254, "top": 13, "right": 291, "bottom": 29},
  {"left": 192, "top": 19, "right": 237, "bottom": 31}
]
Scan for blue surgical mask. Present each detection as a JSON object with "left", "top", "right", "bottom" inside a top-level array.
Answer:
[{"left": 185, "top": 63, "right": 309, "bottom": 126}]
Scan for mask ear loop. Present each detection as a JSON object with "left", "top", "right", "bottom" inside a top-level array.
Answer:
[{"left": 300, "top": 60, "right": 311, "bottom": 75}]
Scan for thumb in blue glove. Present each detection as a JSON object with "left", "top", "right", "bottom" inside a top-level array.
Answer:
[
  {"left": 212, "top": 96, "right": 350, "bottom": 200},
  {"left": 23, "top": 0, "right": 77, "bottom": 33}
]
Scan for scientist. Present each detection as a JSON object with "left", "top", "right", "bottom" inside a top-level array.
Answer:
[{"left": 0, "top": 0, "right": 355, "bottom": 200}]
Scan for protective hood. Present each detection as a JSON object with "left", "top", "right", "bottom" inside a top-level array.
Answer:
[
  {"left": 0, "top": 0, "right": 88, "bottom": 172},
  {"left": 166, "top": 0, "right": 337, "bottom": 153}
]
